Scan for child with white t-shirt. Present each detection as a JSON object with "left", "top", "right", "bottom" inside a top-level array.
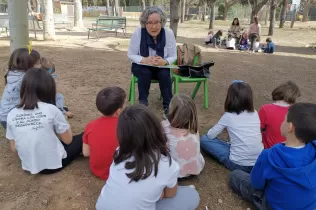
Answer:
[
  {"left": 96, "top": 105, "right": 200, "bottom": 210},
  {"left": 201, "top": 80, "right": 263, "bottom": 173},
  {"left": 6, "top": 68, "right": 82, "bottom": 174},
  {"left": 162, "top": 94, "right": 205, "bottom": 178}
]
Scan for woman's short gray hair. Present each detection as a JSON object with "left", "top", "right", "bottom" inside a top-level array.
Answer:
[{"left": 139, "top": 6, "right": 167, "bottom": 28}]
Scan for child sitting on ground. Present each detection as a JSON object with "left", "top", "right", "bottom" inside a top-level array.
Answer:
[
  {"left": 238, "top": 32, "right": 248, "bottom": 51},
  {"left": 259, "top": 81, "right": 300, "bottom": 148},
  {"left": 162, "top": 94, "right": 205, "bottom": 178},
  {"left": 0, "top": 48, "right": 40, "bottom": 129},
  {"left": 96, "top": 105, "right": 200, "bottom": 210},
  {"left": 82, "top": 87, "right": 125, "bottom": 180},
  {"left": 6, "top": 68, "right": 82, "bottom": 174},
  {"left": 263, "top": 37, "right": 275, "bottom": 54},
  {"left": 205, "top": 31, "right": 214, "bottom": 45},
  {"left": 40, "top": 57, "right": 73, "bottom": 118},
  {"left": 201, "top": 80, "right": 263, "bottom": 173},
  {"left": 230, "top": 103, "right": 316, "bottom": 210},
  {"left": 212, "top": 30, "right": 223, "bottom": 48}
]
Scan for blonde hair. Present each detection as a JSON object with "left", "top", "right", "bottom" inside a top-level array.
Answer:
[
  {"left": 40, "top": 57, "right": 55, "bottom": 73},
  {"left": 272, "top": 81, "right": 301, "bottom": 104},
  {"left": 167, "top": 94, "right": 198, "bottom": 134}
]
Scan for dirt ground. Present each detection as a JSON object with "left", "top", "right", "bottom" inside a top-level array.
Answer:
[{"left": 0, "top": 19, "right": 315, "bottom": 210}]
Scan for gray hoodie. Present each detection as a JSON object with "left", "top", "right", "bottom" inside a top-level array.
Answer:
[{"left": 0, "top": 71, "right": 25, "bottom": 122}]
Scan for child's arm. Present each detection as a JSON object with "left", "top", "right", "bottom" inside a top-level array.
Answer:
[
  {"left": 207, "top": 114, "right": 228, "bottom": 139},
  {"left": 10, "top": 140, "right": 16, "bottom": 153},
  {"left": 250, "top": 151, "right": 268, "bottom": 190},
  {"left": 258, "top": 106, "right": 267, "bottom": 131},
  {"left": 53, "top": 106, "right": 73, "bottom": 145},
  {"left": 82, "top": 143, "right": 90, "bottom": 157},
  {"left": 163, "top": 183, "right": 178, "bottom": 198}
]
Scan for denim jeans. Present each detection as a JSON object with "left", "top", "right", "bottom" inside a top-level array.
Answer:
[
  {"left": 132, "top": 63, "right": 172, "bottom": 110},
  {"left": 200, "top": 135, "right": 253, "bottom": 173},
  {"left": 0, "top": 121, "right": 6, "bottom": 130},
  {"left": 249, "top": 33, "right": 259, "bottom": 51},
  {"left": 230, "top": 170, "right": 272, "bottom": 210},
  {"left": 156, "top": 186, "right": 200, "bottom": 210}
]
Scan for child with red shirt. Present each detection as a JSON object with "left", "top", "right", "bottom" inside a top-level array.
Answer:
[
  {"left": 258, "top": 81, "right": 300, "bottom": 148},
  {"left": 83, "top": 87, "right": 126, "bottom": 180}
]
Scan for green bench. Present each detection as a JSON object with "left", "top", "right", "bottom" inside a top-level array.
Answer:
[{"left": 87, "top": 16, "right": 127, "bottom": 39}]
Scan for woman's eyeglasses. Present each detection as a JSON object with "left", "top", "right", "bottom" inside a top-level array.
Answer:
[{"left": 146, "top": 21, "right": 161, "bottom": 27}]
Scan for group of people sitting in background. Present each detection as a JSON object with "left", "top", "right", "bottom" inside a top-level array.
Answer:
[
  {"left": 205, "top": 16, "right": 275, "bottom": 54},
  {"left": 1, "top": 26, "right": 315, "bottom": 210}
]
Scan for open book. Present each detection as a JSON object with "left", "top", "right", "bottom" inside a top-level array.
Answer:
[{"left": 136, "top": 63, "right": 179, "bottom": 69}]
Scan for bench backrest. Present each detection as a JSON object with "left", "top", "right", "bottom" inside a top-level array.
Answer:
[
  {"left": 96, "top": 16, "right": 126, "bottom": 28},
  {"left": 0, "top": 15, "right": 9, "bottom": 27},
  {"left": 54, "top": 13, "right": 69, "bottom": 22}
]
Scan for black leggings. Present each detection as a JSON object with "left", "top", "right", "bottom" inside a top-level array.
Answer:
[{"left": 39, "top": 133, "right": 83, "bottom": 174}]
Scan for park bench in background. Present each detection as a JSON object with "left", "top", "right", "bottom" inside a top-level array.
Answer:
[
  {"left": 0, "top": 14, "right": 42, "bottom": 39},
  {"left": 54, "top": 13, "right": 72, "bottom": 29},
  {"left": 87, "top": 16, "right": 126, "bottom": 39}
]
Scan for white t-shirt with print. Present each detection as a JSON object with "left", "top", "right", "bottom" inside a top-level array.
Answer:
[
  {"left": 207, "top": 111, "right": 263, "bottom": 166},
  {"left": 96, "top": 154, "right": 180, "bottom": 210},
  {"left": 6, "top": 102, "right": 70, "bottom": 174}
]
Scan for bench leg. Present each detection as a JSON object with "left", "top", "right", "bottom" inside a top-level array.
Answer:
[
  {"left": 123, "top": 28, "right": 126, "bottom": 37},
  {"left": 88, "top": 30, "right": 90, "bottom": 39},
  {"left": 95, "top": 30, "right": 99, "bottom": 39},
  {"left": 192, "top": 81, "right": 202, "bottom": 100},
  {"left": 115, "top": 29, "right": 118, "bottom": 36},
  {"left": 5, "top": 28, "right": 8, "bottom": 37},
  {"left": 204, "top": 80, "right": 208, "bottom": 109}
]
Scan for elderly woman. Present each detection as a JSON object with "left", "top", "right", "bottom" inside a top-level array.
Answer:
[{"left": 128, "top": 6, "right": 177, "bottom": 114}]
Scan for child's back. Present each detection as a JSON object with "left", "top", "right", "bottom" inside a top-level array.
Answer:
[
  {"left": 83, "top": 116, "right": 118, "bottom": 180},
  {"left": 162, "top": 120, "right": 204, "bottom": 178},
  {"left": 0, "top": 71, "right": 25, "bottom": 122},
  {"left": 252, "top": 141, "right": 316, "bottom": 209},
  {"left": 259, "top": 81, "right": 300, "bottom": 148},
  {"left": 83, "top": 87, "right": 125, "bottom": 180},
  {"left": 163, "top": 94, "right": 204, "bottom": 178},
  {"left": 0, "top": 48, "right": 40, "bottom": 126}
]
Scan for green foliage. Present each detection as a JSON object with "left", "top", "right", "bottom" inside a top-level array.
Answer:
[
  {"left": 0, "top": 0, "right": 7, "bottom": 3},
  {"left": 218, "top": 3, "right": 225, "bottom": 17}
]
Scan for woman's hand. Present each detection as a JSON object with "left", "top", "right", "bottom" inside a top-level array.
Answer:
[
  {"left": 152, "top": 56, "right": 167, "bottom": 66},
  {"left": 141, "top": 56, "right": 156, "bottom": 64}
]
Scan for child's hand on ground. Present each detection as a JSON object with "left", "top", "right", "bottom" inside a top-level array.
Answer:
[{"left": 65, "top": 111, "right": 74, "bottom": 118}]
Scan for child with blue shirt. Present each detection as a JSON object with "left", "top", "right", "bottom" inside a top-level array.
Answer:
[
  {"left": 263, "top": 37, "right": 275, "bottom": 54},
  {"left": 230, "top": 103, "right": 316, "bottom": 210}
]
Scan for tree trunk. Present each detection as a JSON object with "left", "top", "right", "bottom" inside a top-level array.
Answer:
[
  {"left": 209, "top": 1, "right": 215, "bottom": 29},
  {"left": 249, "top": 0, "right": 269, "bottom": 23},
  {"left": 265, "top": 5, "right": 269, "bottom": 25},
  {"left": 106, "top": 0, "right": 110, "bottom": 15},
  {"left": 181, "top": 0, "right": 185, "bottom": 23},
  {"left": 302, "top": 4, "right": 311, "bottom": 22},
  {"left": 42, "top": 0, "right": 55, "bottom": 40},
  {"left": 279, "top": 0, "right": 287, "bottom": 28},
  {"left": 35, "top": 0, "right": 40, "bottom": 13},
  {"left": 201, "top": 2, "right": 206, "bottom": 21},
  {"left": 28, "top": 0, "right": 33, "bottom": 13},
  {"left": 290, "top": 6, "right": 296, "bottom": 28},
  {"left": 223, "top": 2, "right": 228, "bottom": 21},
  {"left": 74, "top": 0, "right": 84, "bottom": 29},
  {"left": 268, "top": 0, "right": 276, "bottom": 36},
  {"left": 170, "top": 0, "right": 181, "bottom": 38},
  {"left": 185, "top": 2, "right": 189, "bottom": 20},
  {"left": 8, "top": 0, "right": 29, "bottom": 53},
  {"left": 115, "top": 0, "right": 119, "bottom": 16},
  {"left": 141, "top": 0, "right": 146, "bottom": 11},
  {"left": 149, "top": 0, "right": 154, "bottom": 6},
  {"left": 111, "top": 0, "right": 116, "bottom": 16}
]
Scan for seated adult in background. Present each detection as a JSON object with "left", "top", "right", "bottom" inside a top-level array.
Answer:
[
  {"left": 229, "top": 18, "right": 242, "bottom": 44},
  {"left": 248, "top": 16, "right": 261, "bottom": 52},
  {"left": 128, "top": 6, "right": 177, "bottom": 115}
]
